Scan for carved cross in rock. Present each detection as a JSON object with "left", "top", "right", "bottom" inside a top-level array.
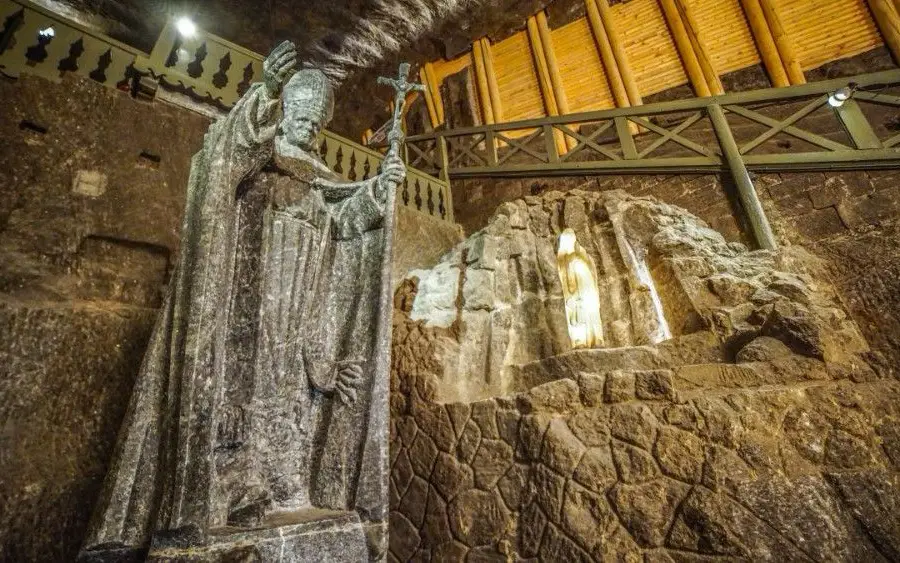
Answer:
[{"left": 377, "top": 62, "right": 425, "bottom": 153}]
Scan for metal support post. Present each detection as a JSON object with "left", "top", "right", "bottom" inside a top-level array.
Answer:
[{"left": 707, "top": 103, "right": 778, "bottom": 250}]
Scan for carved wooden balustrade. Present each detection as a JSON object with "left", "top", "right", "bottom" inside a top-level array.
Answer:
[
  {"left": 319, "top": 131, "right": 454, "bottom": 222},
  {"left": 0, "top": 0, "right": 454, "bottom": 222},
  {"left": 0, "top": 0, "right": 142, "bottom": 90}
]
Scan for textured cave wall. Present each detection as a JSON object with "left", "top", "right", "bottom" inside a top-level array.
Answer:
[
  {"left": 453, "top": 173, "right": 900, "bottom": 379},
  {"left": 388, "top": 190, "right": 900, "bottom": 562},
  {"left": 0, "top": 73, "right": 210, "bottom": 561}
]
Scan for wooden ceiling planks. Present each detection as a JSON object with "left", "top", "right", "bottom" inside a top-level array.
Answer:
[
  {"left": 424, "top": 0, "right": 887, "bottom": 127},
  {"left": 492, "top": 31, "right": 547, "bottom": 121},
  {"left": 614, "top": 0, "right": 689, "bottom": 96},
  {"left": 688, "top": 0, "right": 761, "bottom": 75},
  {"left": 777, "top": 0, "right": 882, "bottom": 70},
  {"left": 553, "top": 18, "right": 616, "bottom": 113}
]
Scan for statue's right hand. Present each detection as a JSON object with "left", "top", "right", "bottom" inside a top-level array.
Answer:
[{"left": 264, "top": 40, "right": 297, "bottom": 98}]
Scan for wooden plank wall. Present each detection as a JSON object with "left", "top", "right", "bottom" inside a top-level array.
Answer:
[
  {"left": 427, "top": 0, "right": 888, "bottom": 127},
  {"left": 554, "top": 18, "right": 614, "bottom": 112},
  {"left": 690, "top": 0, "right": 760, "bottom": 75}
]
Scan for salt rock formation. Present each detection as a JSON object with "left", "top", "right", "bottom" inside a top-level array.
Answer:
[
  {"left": 389, "top": 190, "right": 900, "bottom": 562},
  {"left": 405, "top": 189, "right": 867, "bottom": 402}
]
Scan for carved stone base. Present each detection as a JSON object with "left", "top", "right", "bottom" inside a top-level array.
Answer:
[
  {"left": 153, "top": 510, "right": 368, "bottom": 562},
  {"left": 82, "top": 510, "right": 368, "bottom": 562}
]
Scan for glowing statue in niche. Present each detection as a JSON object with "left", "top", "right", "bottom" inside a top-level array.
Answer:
[{"left": 557, "top": 229, "right": 605, "bottom": 349}]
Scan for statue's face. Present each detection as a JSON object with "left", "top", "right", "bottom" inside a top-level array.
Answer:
[
  {"left": 558, "top": 229, "right": 577, "bottom": 255},
  {"left": 281, "top": 104, "right": 324, "bottom": 152}
]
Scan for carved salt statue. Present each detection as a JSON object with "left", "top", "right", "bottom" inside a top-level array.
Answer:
[
  {"left": 557, "top": 228, "right": 604, "bottom": 349},
  {"left": 79, "top": 41, "right": 405, "bottom": 562}
]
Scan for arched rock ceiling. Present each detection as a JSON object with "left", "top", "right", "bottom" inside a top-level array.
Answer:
[{"left": 35, "top": 0, "right": 593, "bottom": 134}]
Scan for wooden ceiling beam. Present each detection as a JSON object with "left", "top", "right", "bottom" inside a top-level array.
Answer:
[
  {"left": 527, "top": 15, "right": 569, "bottom": 156},
  {"left": 674, "top": 0, "right": 724, "bottom": 95},
  {"left": 757, "top": 0, "right": 806, "bottom": 84},
  {"left": 658, "top": 0, "right": 712, "bottom": 96},
  {"left": 867, "top": 0, "right": 900, "bottom": 65},
  {"left": 739, "top": 0, "right": 790, "bottom": 88}
]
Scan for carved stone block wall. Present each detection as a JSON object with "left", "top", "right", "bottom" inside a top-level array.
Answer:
[{"left": 390, "top": 334, "right": 900, "bottom": 561}]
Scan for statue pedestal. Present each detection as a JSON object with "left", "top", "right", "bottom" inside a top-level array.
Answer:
[{"left": 147, "top": 510, "right": 368, "bottom": 562}]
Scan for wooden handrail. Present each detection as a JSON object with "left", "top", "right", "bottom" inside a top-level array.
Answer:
[{"left": 403, "top": 69, "right": 900, "bottom": 142}]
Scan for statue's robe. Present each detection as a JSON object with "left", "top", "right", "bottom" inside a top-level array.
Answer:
[{"left": 81, "top": 84, "right": 391, "bottom": 556}]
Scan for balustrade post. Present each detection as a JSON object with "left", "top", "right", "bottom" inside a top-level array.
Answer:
[
  {"left": 438, "top": 135, "right": 450, "bottom": 183},
  {"left": 707, "top": 103, "right": 778, "bottom": 250},
  {"left": 544, "top": 124, "right": 560, "bottom": 163},
  {"left": 485, "top": 129, "right": 499, "bottom": 166}
]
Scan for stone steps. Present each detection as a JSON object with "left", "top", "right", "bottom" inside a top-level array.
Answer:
[
  {"left": 506, "top": 331, "right": 868, "bottom": 411},
  {"left": 508, "top": 330, "right": 725, "bottom": 392}
]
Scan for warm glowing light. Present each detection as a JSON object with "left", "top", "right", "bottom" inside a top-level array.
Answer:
[
  {"left": 38, "top": 27, "right": 55, "bottom": 38},
  {"left": 176, "top": 17, "right": 197, "bottom": 37},
  {"left": 557, "top": 229, "right": 605, "bottom": 349}
]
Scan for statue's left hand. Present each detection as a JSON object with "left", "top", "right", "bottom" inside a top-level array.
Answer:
[{"left": 335, "top": 360, "right": 364, "bottom": 405}]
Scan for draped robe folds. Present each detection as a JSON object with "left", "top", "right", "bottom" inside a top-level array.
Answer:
[{"left": 81, "top": 84, "right": 392, "bottom": 556}]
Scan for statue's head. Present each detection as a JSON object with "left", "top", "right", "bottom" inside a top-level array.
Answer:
[
  {"left": 280, "top": 68, "right": 334, "bottom": 152},
  {"left": 558, "top": 228, "right": 577, "bottom": 256}
]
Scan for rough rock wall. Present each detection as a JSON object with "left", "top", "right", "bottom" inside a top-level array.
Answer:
[
  {"left": 394, "top": 205, "right": 465, "bottom": 291},
  {"left": 0, "top": 73, "right": 210, "bottom": 561},
  {"left": 389, "top": 191, "right": 899, "bottom": 561}
]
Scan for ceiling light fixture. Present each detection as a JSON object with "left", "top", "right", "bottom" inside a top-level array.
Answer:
[
  {"left": 828, "top": 86, "right": 855, "bottom": 108},
  {"left": 38, "top": 27, "right": 55, "bottom": 38},
  {"left": 176, "top": 17, "right": 197, "bottom": 37}
]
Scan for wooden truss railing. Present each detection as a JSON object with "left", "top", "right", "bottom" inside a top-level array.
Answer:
[
  {"left": 405, "top": 70, "right": 900, "bottom": 179},
  {"left": 0, "top": 0, "right": 453, "bottom": 223},
  {"left": 404, "top": 70, "right": 900, "bottom": 249}
]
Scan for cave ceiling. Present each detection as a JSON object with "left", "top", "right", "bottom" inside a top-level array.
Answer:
[{"left": 34, "top": 0, "right": 592, "bottom": 133}]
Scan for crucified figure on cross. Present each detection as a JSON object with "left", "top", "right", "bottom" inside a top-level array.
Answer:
[{"left": 378, "top": 62, "right": 426, "bottom": 158}]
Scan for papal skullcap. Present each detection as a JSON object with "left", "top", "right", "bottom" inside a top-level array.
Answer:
[{"left": 283, "top": 68, "right": 335, "bottom": 123}]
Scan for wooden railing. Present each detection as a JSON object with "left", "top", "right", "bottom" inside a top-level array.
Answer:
[
  {"left": 404, "top": 69, "right": 900, "bottom": 250},
  {"left": 320, "top": 131, "right": 454, "bottom": 222},
  {"left": 0, "top": 0, "right": 454, "bottom": 223},
  {"left": 404, "top": 70, "right": 900, "bottom": 179}
]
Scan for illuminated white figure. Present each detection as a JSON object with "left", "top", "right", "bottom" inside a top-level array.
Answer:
[{"left": 557, "top": 229, "right": 605, "bottom": 348}]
